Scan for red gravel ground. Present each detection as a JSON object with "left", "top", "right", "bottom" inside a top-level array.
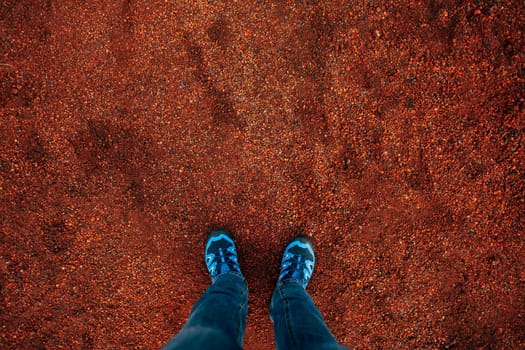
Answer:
[{"left": 1, "top": 1, "right": 524, "bottom": 349}]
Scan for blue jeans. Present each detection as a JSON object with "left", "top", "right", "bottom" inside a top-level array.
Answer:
[{"left": 162, "top": 273, "right": 347, "bottom": 350}]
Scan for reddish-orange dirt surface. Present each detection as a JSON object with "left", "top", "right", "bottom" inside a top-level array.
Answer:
[{"left": 1, "top": 1, "right": 524, "bottom": 349}]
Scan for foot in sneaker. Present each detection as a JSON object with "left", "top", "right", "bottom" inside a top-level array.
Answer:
[
  {"left": 277, "top": 236, "right": 315, "bottom": 289},
  {"left": 205, "top": 229, "right": 242, "bottom": 283}
]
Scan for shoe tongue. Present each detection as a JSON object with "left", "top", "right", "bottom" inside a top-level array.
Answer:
[
  {"left": 291, "top": 270, "right": 303, "bottom": 280},
  {"left": 220, "top": 263, "right": 231, "bottom": 274}
]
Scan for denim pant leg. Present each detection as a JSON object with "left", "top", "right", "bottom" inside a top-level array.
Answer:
[
  {"left": 163, "top": 273, "right": 248, "bottom": 350},
  {"left": 270, "top": 281, "right": 348, "bottom": 350}
]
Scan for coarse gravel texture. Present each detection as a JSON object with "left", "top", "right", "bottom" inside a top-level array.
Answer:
[{"left": 1, "top": 0, "right": 524, "bottom": 349}]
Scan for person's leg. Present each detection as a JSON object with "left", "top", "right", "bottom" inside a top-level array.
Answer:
[
  {"left": 163, "top": 229, "right": 248, "bottom": 350},
  {"left": 163, "top": 273, "right": 248, "bottom": 350},
  {"left": 270, "top": 236, "right": 347, "bottom": 350}
]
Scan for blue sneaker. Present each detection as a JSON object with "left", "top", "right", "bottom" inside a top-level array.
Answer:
[
  {"left": 205, "top": 229, "right": 242, "bottom": 283},
  {"left": 277, "top": 236, "right": 315, "bottom": 289}
]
